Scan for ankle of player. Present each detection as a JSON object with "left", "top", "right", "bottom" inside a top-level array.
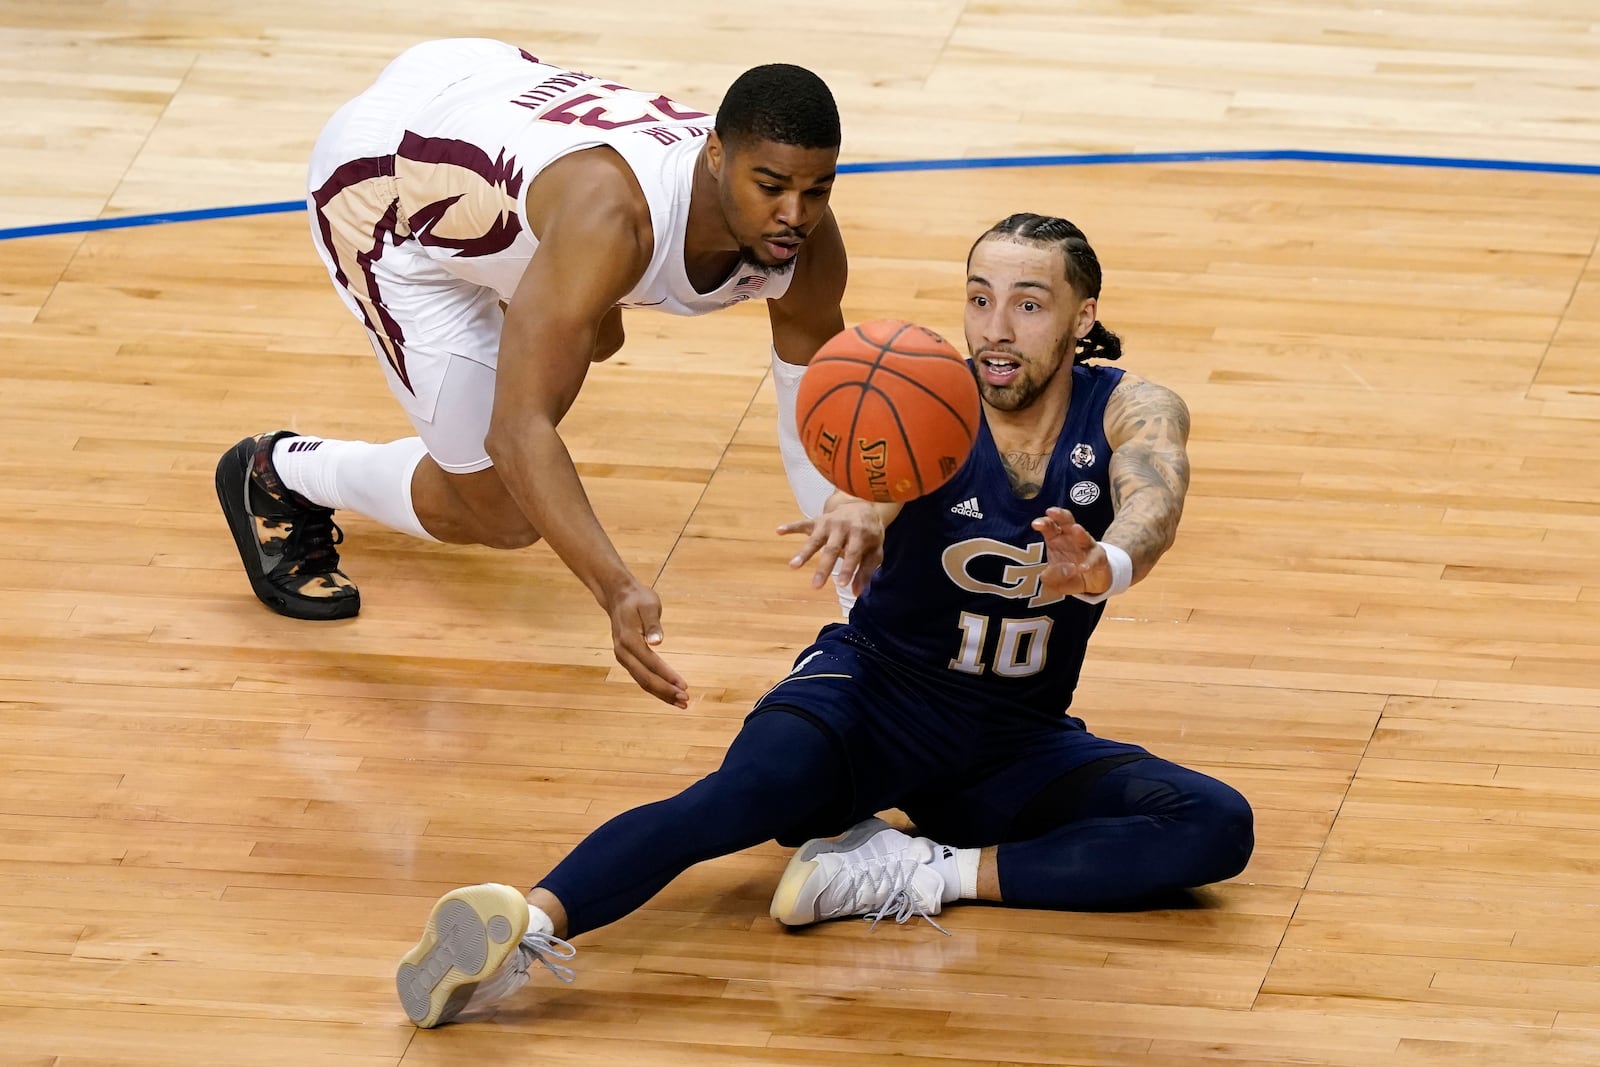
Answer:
[{"left": 927, "top": 843, "right": 980, "bottom": 902}]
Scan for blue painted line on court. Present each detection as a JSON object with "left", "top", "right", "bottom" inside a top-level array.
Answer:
[
  {"left": 0, "top": 199, "right": 306, "bottom": 241},
  {"left": 3, "top": 147, "right": 1596, "bottom": 243},
  {"left": 837, "top": 148, "right": 1600, "bottom": 176}
]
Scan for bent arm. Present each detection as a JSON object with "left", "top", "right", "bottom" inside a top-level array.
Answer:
[{"left": 1102, "top": 374, "right": 1191, "bottom": 583}]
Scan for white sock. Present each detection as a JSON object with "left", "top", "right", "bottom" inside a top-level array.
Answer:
[
  {"left": 925, "top": 843, "right": 980, "bottom": 903},
  {"left": 272, "top": 435, "right": 439, "bottom": 542},
  {"left": 527, "top": 903, "right": 555, "bottom": 939}
]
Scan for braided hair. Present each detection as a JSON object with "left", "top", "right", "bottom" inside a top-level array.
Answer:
[{"left": 971, "top": 213, "right": 1123, "bottom": 364}]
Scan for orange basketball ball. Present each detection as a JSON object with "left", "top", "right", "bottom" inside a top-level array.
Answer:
[{"left": 797, "top": 319, "right": 981, "bottom": 502}]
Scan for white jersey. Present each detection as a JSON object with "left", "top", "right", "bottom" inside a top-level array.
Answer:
[
  {"left": 316, "top": 38, "right": 792, "bottom": 321},
  {"left": 306, "top": 38, "right": 801, "bottom": 452}
]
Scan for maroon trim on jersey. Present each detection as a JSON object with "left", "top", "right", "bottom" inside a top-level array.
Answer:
[
  {"left": 405, "top": 193, "right": 466, "bottom": 243},
  {"left": 364, "top": 198, "right": 413, "bottom": 392},
  {"left": 518, "top": 48, "right": 540, "bottom": 63},
  {"left": 310, "top": 155, "right": 414, "bottom": 394},
  {"left": 310, "top": 156, "right": 391, "bottom": 287},
  {"left": 396, "top": 131, "right": 525, "bottom": 258}
]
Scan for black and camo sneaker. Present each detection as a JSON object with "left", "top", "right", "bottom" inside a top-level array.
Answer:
[{"left": 214, "top": 431, "right": 360, "bottom": 620}]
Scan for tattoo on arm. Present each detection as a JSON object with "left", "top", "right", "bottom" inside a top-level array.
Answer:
[{"left": 1103, "top": 378, "right": 1191, "bottom": 580}]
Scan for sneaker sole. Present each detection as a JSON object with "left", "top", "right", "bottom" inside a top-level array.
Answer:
[
  {"left": 214, "top": 438, "right": 359, "bottom": 621},
  {"left": 396, "top": 883, "right": 530, "bottom": 1028},
  {"left": 770, "top": 817, "right": 894, "bottom": 927}
]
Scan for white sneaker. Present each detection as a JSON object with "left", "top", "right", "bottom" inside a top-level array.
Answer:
[
  {"left": 770, "top": 817, "right": 948, "bottom": 932},
  {"left": 396, "top": 883, "right": 577, "bottom": 1028}
]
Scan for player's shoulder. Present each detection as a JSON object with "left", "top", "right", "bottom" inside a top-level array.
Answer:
[
  {"left": 1106, "top": 368, "right": 1183, "bottom": 406},
  {"left": 1103, "top": 370, "right": 1191, "bottom": 441},
  {"left": 527, "top": 147, "right": 653, "bottom": 240},
  {"left": 549, "top": 147, "right": 653, "bottom": 211}
]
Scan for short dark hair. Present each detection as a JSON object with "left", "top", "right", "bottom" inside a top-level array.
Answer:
[
  {"left": 971, "top": 213, "right": 1123, "bottom": 364},
  {"left": 715, "top": 64, "right": 840, "bottom": 152}
]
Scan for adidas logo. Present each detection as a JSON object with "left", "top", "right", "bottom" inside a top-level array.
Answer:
[
  {"left": 950, "top": 497, "right": 983, "bottom": 519},
  {"left": 941, "top": 846, "right": 954, "bottom": 860}
]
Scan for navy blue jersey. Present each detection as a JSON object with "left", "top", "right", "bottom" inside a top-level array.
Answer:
[{"left": 850, "top": 362, "right": 1125, "bottom": 718}]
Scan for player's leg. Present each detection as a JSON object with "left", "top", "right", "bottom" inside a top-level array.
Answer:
[
  {"left": 396, "top": 632, "right": 935, "bottom": 1027},
  {"left": 215, "top": 257, "right": 530, "bottom": 616},
  {"left": 764, "top": 650, "right": 978, "bottom": 929},
  {"left": 905, "top": 736, "right": 1255, "bottom": 911},
  {"left": 775, "top": 729, "right": 1254, "bottom": 925},
  {"left": 266, "top": 346, "right": 539, "bottom": 549},
  {"left": 974, "top": 756, "right": 1253, "bottom": 909},
  {"left": 398, "top": 704, "right": 855, "bottom": 1027},
  {"left": 343, "top": 302, "right": 622, "bottom": 546},
  {"left": 533, "top": 706, "right": 856, "bottom": 939}
]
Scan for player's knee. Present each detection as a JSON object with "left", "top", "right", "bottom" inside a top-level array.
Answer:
[
  {"left": 591, "top": 311, "right": 625, "bottom": 363},
  {"left": 716, "top": 741, "right": 818, "bottom": 803},
  {"left": 702, "top": 709, "right": 844, "bottom": 825},
  {"left": 443, "top": 467, "right": 541, "bottom": 549},
  {"left": 462, "top": 496, "right": 540, "bottom": 550},
  {"left": 1193, "top": 783, "right": 1254, "bottom": 883},
  {"left": 591, "top": 333, "right": 623, "bottom": 363}
]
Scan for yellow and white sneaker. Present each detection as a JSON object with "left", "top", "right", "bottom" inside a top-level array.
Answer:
[
  {"left": 396, "top": 883, "right": 576, "bottom": 1028},
  {"left": 770, "top": 818, "right": 948, "bottom": 932}
]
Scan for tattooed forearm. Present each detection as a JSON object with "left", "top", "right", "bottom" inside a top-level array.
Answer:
[
  {"left": 1001, "top": 450, "right": 1050, "bottom": 499},
  {"left": 1101, "top": 377, "right": 1192, "bottom": 580},
  {"left": 1106, "top": 446, "right": 1188, "bottom": 574}
]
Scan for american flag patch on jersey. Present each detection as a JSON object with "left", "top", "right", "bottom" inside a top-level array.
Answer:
[{"left": 733, "top": 274, "right": 766, "bottom": 298}]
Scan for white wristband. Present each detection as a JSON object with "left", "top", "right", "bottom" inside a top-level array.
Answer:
[{"left": 1073, "top": 542, "right": 1133, "bottom": 604}]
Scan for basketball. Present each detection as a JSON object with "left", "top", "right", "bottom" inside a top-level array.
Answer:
[{"left": 797, "top": 319, "right": 981, "bottom": 502}]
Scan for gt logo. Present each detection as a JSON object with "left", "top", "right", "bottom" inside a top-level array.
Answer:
[{"left": 940, "top": 538, "right": 1067, "bottom": 608}]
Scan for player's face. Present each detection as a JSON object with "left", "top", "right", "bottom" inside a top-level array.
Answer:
[
  {"left": 710, "top": 136, "right": 838, "bottom": 273},
  {"left": 964, "top": 238, "right": 1097, "bottom": 412}
]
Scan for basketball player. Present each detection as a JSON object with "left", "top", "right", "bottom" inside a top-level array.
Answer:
[
  {"left": 391, "top": 214, "right": 1255, "bottom": 1029},
  {"left": 215, "top": 39, "right": 854, "bottom": 707}
]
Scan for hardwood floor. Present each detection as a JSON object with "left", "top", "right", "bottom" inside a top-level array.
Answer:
[{"left": 1, "top": 3, "right": 1598, "bottom": 1063}]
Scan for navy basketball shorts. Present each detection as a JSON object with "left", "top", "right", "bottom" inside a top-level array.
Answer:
[{"left": 748, "top": 625, "right": 1153, "bottom": 847}]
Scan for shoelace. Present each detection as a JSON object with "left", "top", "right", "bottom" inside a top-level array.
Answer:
[
  {"left": 843, "top": 854, "right": 951, "bottom": 936},
  {"left": 866, "top": 888, "right": 950, "bottom": 936},
  {"left": 284, "top": 511, "right": 346, "bottom": 570},
  {"left": 464, "top": 928, "right": 578, "bottom": 1013},
  {"left": 518, "top": 931, "right": 578, "bottom": 984}
]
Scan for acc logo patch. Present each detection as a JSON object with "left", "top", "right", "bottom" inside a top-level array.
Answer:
[
  {"left": 1069, "top": 480, "right": 1100, "bottom": 506},
  {"left": 1070, "top": 443, "right": 1095, "bottom": 468}
]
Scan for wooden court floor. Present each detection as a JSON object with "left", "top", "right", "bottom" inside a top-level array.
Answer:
[{"left": 2, "top": 3, "right": 1600, "bottom": 1065}]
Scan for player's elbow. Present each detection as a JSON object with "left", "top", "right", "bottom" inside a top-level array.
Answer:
[
  {"left": 483, "top": 424, "right": 516, "bottom": 470},
  {"left": 483, "top": 414, "right": 553, "bottom": 475}
]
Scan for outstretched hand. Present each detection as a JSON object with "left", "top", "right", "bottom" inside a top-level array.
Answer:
[
  {"left": 1032, "top": 506, "right": 1113, "bottom": 599},
  {"left": 777, "top": 500, "right": 885, "bottom": 597},
  {"left": 604, "top": 581, "right": 689, "bottom": 708}
]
